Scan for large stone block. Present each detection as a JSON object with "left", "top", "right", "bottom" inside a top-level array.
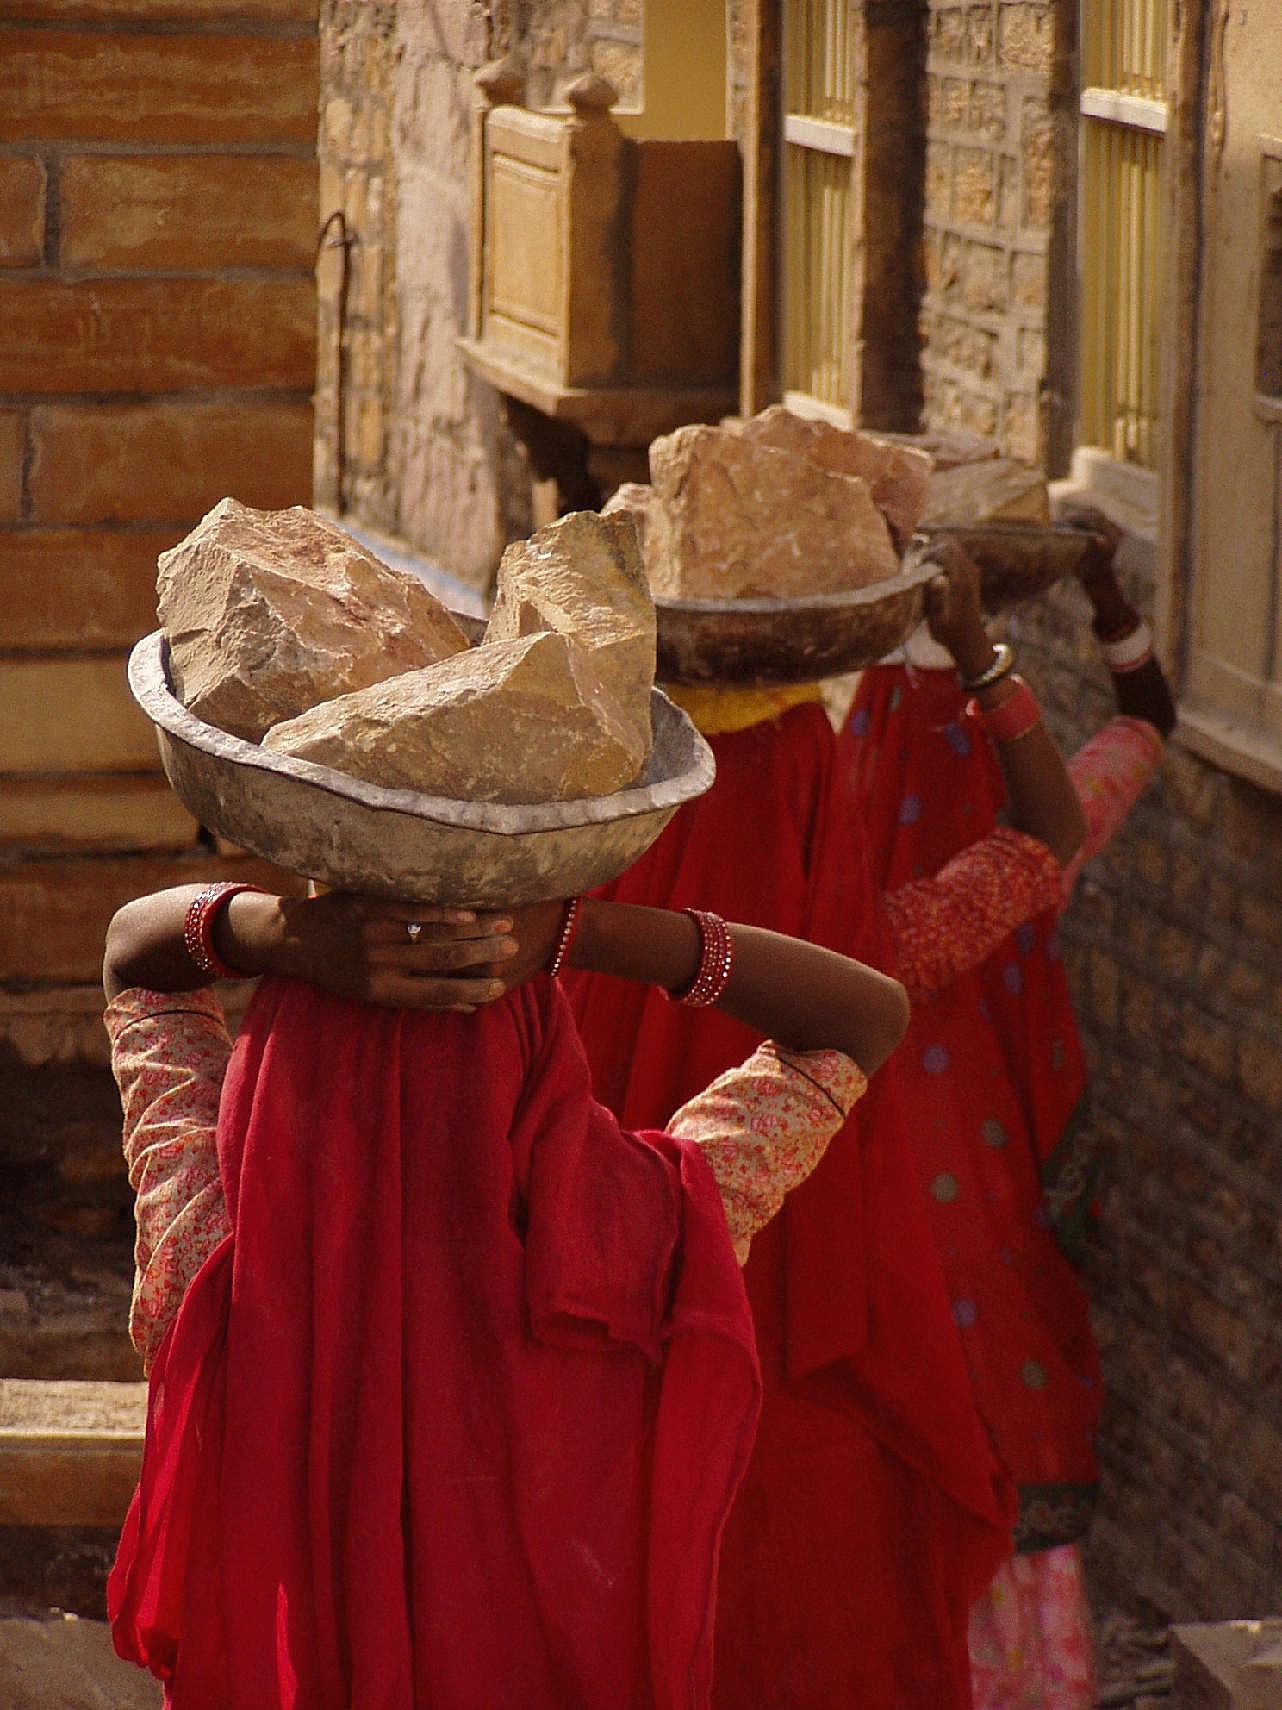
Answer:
[
  {"left": 1173, "top": 1621, "right": 1282, "bottom": 1709},
  {"left": 0, "top": 408, "right": 21, "bottom": 521},
  {"left": 159, "top": 499, "right": 470, "bottom": 741},
  {"left": 59, "top": 154, "right": 317, "bottom": 271},
  {"left": 0, "top": 156, "right": 44, "bottom": 268},
  {"left": 919, "top": 455, "right": 1049, "bottom": 524},
  {"left": 487, "top": 508, "right": 655, "bottom": 768},
  {"left": 0, "top": 30, "right": 317, "bottom": 146},
  {"left": 1, "top": 528, "right": 173, "bottom": 650},
  {"left": 736, "top": 406, "right": 934, "bottom": 551},
  {"left": 0, "top": 278, "right": 316, "bottom": 394},
  {"left": 0, "top": 0, "right": 313, "bottom": 14},
  {"left": 28, "top": 399, "right": 313, "bottom": 525},
  {"left": 0, "top": 657, "right": 156, "bottom": 773},
  {"left": 1, "top": 776, "right": 198, "bottom": 852},
  {"left": 264, "top": 629, "right": 650, "bottom": 804},
  {"left": 646, "top": 423, "right": 900, "bottom": 599}
]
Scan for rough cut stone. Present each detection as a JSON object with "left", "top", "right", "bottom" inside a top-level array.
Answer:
[
  {"left": 159, "top": 499, "right": 470, "bottom": 741},
  {"left": 486, "top": 509, "right": 654, "bottom": 771},
  {"left": 918, "top": 457, "right": 1051, "bottom": 526},
  {"left": 601, "top": 482, "right": 652, "bottom": 553},
  {"left": 263, "top": 630, "right": 649, "bottom": 804},
  {"left": 880, "top": 427, "right": 1000, "bottom": 470},
  {"left": 738, "top": 405, "right": 934, "bottom": 550},
  {"left": 646, "top": 423, "right": 900, "bottom": 599}
]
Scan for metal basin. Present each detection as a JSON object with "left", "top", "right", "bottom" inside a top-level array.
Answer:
[
  {"left": 913, "top": 521, "right": 1098, "bottom": 612},
  {"left": 653, "top": 554, "right": 942, "bottom": 686},
  {"left": 128, "top": 631, "right": 714, "bottom": 907}
]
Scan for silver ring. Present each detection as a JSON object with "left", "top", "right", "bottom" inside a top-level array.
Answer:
[{"left": 406, "top": 921, "right": 422, "bottom": 943}]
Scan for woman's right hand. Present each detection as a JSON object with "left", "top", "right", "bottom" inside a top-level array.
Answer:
[{"left": 226, "top": 891, "right": 521, "bottom": 1012}]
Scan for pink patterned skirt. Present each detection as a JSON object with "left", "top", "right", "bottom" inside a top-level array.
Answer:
[{"left": 969, "top": 1544, "right": 1096, "bottom": 1710}]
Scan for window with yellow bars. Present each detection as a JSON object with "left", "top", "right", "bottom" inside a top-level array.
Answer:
[
  {"left": 781, "top": 0, "right": 854, "bottom": 419},
  {"left": 1078, "top": 0, "right": 1169, "bottom": 469}
]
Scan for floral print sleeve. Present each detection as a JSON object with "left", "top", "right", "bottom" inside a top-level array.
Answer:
[
  {"left": 1061, "top": 715, "right": 1164, "bottom": 899},
  {"left": 105, "top": 988, "right": 233, "bottom": 1373},
  {"left": 668, "top": 1044, "right": 867, "bottom": 1264},
  {"left": 885, "top": 825, "right": 1063, "bottom": 1003}
]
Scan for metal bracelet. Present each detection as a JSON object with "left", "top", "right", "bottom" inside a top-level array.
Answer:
[{"left": 960, "top": 640, "right": 1015, "bottom": 693}]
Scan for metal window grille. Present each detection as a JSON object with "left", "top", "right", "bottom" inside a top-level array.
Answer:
[
  {"left": 781, "top": 0, "right": 855, "bottom": 416},
  {"left": 1078, "top": 0, "right": 1169, "bottom": 468}
]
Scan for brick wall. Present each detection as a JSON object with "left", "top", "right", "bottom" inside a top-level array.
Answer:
[
  {"left": 921, "top": 1, "right": 1068, "bottom": 460},
  {"left": 0, "top": 0, "right": 318, "bottom": 866},
  {"left": 1010, "top": 578, "right": 1282, "bottom": 1621}
]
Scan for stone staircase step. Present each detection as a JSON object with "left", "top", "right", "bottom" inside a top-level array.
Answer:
[
  {"left": 0, "top": 1611, "right": 160, "bottom": 1709},
  {"left": 0, "top": 1381, "right": 145, "bottom": 1528}
]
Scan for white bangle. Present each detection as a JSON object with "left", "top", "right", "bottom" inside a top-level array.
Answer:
[{"left": 1099, "top": 620, "right": 1153, "bottom": 673}]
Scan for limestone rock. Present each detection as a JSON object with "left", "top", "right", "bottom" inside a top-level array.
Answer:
[
  {"left": 879, "top": 427, "right": 1000, "bottom": 471},
  {"left": 263, "top": 630, "right": 649, "bottom": 804},
  {"left": 738, "top": 405, "right": 934, "bottom": 550},
  {"left": 919, "top": 457, "right": 1050, "bottom": 526},
  {"left": 486, "top": 508, "right": 654, "bottom": 769},
  {"left": 159, "top": 498, "right": 471, "bottom": 741},
  {"left": 646, "top": 423, "right": 900, "bottom": 599}
]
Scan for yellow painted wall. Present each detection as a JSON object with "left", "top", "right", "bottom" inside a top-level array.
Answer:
[{"left": 616, "top": 0, "right": 727, "bottom": 140}]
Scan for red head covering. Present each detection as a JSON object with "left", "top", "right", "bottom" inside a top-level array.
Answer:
[
  {"left": 841, "top": 664, "right": 1101, "bottom": 1551},
  {"left": 564, "top": 702, "right": 1014, "bottom": 1710},
  {"left": 109, "top": 975, "right": 760, "bottom": 1710}
]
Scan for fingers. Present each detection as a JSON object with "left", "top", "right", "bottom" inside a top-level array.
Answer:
[
  {"left": 375, "top": 936, "right": 519, "bottom": 972},
  {"left": 367, "top": 972, "right": 509, "bottom": 1012}
]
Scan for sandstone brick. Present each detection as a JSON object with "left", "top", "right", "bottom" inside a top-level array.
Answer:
[
  {"left": 933, "top": 6, "right": 966, "bottom": 63},
  {"left": 926, "top": 140, "right": 951, "bottom": 215},
  {"left": 59, "top": 155, "right": 317, "bottom": 271},
  {"left": 0, "top": 776, "right": 198, "bottom": 852},
  {"left": 0, "top": 852, "right": 304, "bottom": 985},
  {"left": 0, "top": 278, "right": 316, "bottom": 394},
  {"left": 1237, "top": 1031, "right": 1282, "bottom": 1113},
  {"left": 0, "top": 528, "right": 172, "bottom": 649},
  {"left": 0, "top": 408, "right": 22, "bottom": 521},
  {"left": 952, "top": 146, "right": 996, "bottom": 225},
  {"left": 966, "top": 3, "right": 996, "bottom": 65},
  {"left": 968, "top": 79, "right": 1008, "bottom": 142},
  {"left": 28, "top": 398, "right": 313, "bottom": 524},
  {"left": 996, "top": 153, "right": 1019, "bottom": 229},
  {"left": 0, "top": 0, "right": 313, "bottom": 15},
  {"left": 0, "top": 31, "right": 318, "bottom": 146},
  {"left": 1010, "top": 248, "right": 1046, "bottom": 310},
  {"left": 0, "top": 656, "right": 156, "bottom": 773},
  {"left": 961, "top": 240, "right": 1006, "bottom": 311},
  {"left": 1006, "top": 388, "right": 1042, "bottom": 459},
  {"left": 1021, "top": 100, "right": 1053, "bottom": 229},
  {"left": 0, "top": 156, "right": 44, "bottom": 267},
  {"left": 937, "top": 76, "right": 969, "bottom": 128},
  {"left": 998, "top": 3, "right": 1053, "bottom": 75}
]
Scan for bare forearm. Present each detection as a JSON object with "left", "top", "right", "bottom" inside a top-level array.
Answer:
[
  {"left": 569, "top": 901, "right": 909, "bottom": 1074},
  {"left": 985, "top": 711, "right": 1087, "bottom": 866}
]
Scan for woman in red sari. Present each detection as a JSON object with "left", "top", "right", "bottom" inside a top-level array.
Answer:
[
  {"left": 841, "top": 511, "right": 1174, "bottom": 1708},
  {"left": 103, "top": 878, "right": 908, "bottom": 1710},
  {"left": 564, "top": 546, "right": 1089, "bottom": 1710}
]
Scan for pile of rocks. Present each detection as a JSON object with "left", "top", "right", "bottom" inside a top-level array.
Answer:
[{"left": 160, "top": 503, "right": 655, "bottom": 805}]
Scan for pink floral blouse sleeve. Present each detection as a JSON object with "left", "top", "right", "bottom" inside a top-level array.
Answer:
[
  {"left": 668, "top": 1044, "right": 867, "bottom": 1264},
  {"left": 1061, "top": 715, "right": 1164, "bottom": 899},
  {"left": 105, "top": 988, "right": 233, "bottom": 1373},
  {"left": 884, "top": 825, "right": 1063, "bottom": 1003}
]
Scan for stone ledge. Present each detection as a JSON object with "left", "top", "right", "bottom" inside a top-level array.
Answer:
[
  {"left": 0, "top": 1612, "right": 160, "bottom": 1710},
  {"left": 0, "top": 1381, "right": 145, "bottom": 1528},
  {"left": 1173, "top": 1620, "right": 1282, "bottom": 1709}
]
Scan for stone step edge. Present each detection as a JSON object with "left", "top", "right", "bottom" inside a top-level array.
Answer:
[{"left": 0, "top": 1380, "right": 144, "bottom": 1528}]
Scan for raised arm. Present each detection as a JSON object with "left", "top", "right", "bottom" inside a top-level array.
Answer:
[
  {"left": 105, "top": 886, "right": 909, "bottom": 1079},
  {"left": 924, "top": 540, "right": 1087, "bottom": 865}
]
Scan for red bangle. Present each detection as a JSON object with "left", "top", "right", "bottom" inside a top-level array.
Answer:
[
  {"left": 968, "top": 675, "right": 1042, "bottom": 744},
  {"left": 182, "top": 882, "right": 263, "bottom": 981},
  {"left": 671, "top": 909, "right": 735, "bottom": 1008},
  {"left": 546, "top": 896, "right": 583, "bottom": 979}
]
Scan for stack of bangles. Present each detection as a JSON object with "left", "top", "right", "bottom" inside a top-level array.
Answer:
[
  {"left": 1095, "top": 616, "right": 1153, "bottom": 675},
  {"left": 546, "top": 895, "right": 583, "bottom": 979},
  {"left": 961, "top": 643, "right": 1043, "bottom": 745},
  {"left": 671, "top": 908, "right": 735, "bottom": 1008},
  {"left": 183, "top": 881, "right": 265, "bottom": 981}
]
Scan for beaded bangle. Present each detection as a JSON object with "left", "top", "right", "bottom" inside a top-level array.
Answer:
[
  {"left": 546, "top": 896, "right": 583, "bottom": 980},
  {"left": 672, "top": 908, "right": 735, "bottom": 1008},
  {"left": 960, "top": 641, "right": 1015, "bottom": 693},
  {"left": 967, "top": 674, "right": 1042, "bottom": 744},
  {"left": 182, "top": 882, "right": 263, "bottom": 981},
  {"left": 1099, "top": 619, "right": 1154, "bottom": 674}
]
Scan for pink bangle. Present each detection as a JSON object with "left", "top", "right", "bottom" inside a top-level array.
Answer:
[
  {"left": 182, "top": 882, "right": 263, "bottom": 981},
  {"left": 546, "top": 896, "right": 583, "bottom": 979},
  {"left": 672, "top": 909, "right": 735, "bottom": 1008},
  {"left": 968, "top": 675, "right": 1042, "bottom": 744}
]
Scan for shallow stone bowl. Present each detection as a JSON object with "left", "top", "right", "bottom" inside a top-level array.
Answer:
[
  {"left": 128, "top": 631, "right": 715, "bottom": 907},
  {"left": 653, "top": 554, "right": 942, "bottom": 686},
  {"left": 913, "top": 521, "right": 1097, "bottom": 613}
]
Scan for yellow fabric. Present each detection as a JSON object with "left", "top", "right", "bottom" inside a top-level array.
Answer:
[{"left": 661, "top": 681, "right": 824, "bottom": 737}]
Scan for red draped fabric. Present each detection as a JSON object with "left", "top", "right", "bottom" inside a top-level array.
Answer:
[
  {"left": 109, "top": 975, "right": 761, "bottom": 1710},
  {"left": 564, "top": 703, "right": 1014, "bottom": 1710},
  {"left": 840, "top": 665, "right": 1100, "bottom": 1551}
]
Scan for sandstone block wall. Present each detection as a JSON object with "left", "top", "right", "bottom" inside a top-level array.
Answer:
[
  {"left": 0, "top": 0, "right": 318, "bottom": 871},
  {"left": 1011, "top": 580, "right": 1282, "bottom": 1621},
  {"left": 921, "top": 1, "right": 1068, "bottom": 462}
]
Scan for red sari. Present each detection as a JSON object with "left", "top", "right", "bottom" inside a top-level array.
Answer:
[
  {"left": 565, "top": 702, "right": 1014, "bottom": 1710},
  {"left": 841, "top": 665, "right": 1101, "bottom": 1552},
  {"left": 108, "top": 975, "right": 761, "bottom": 1710}
]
